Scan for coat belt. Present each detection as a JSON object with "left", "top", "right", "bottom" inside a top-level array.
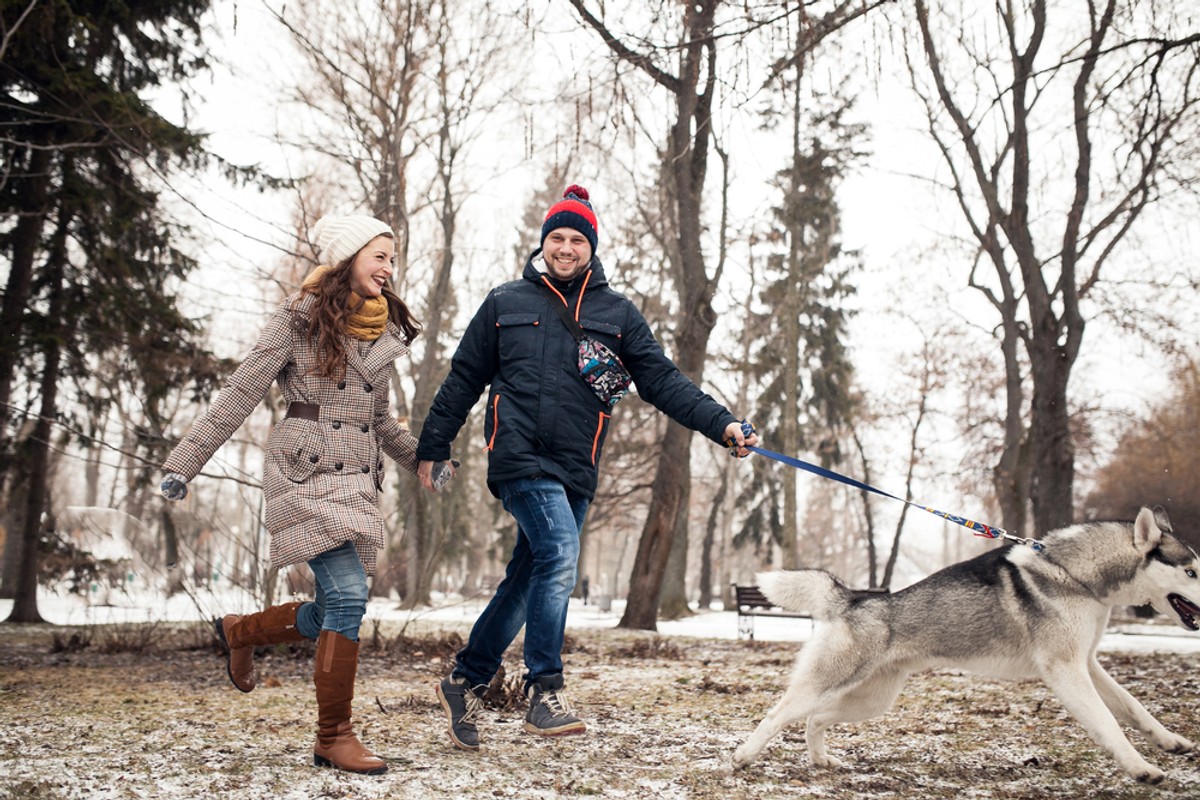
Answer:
[{"left": 286, "top": 402, "right": 320, "bottom": 421}]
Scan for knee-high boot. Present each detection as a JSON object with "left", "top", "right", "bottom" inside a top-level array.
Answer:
[
  {"left": 312, "top": 630, "right": 387, "bottom": 775},
  {"left": 214, "top": 601, "right": 307, "bottom": 693}
]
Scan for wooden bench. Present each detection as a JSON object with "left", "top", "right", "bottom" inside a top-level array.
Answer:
[
  {"left": 732, "top": 583, "right": 811, "bottom": 640},
  {"left": 732, "top": 582, "right": 889, "bottom": 639}
]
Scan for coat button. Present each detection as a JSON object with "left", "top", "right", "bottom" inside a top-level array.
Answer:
[
  {"left": 360, "top": 423, "right": 369, "bottom": 433},
  {"left": 334, "top": 462, "right": 344, "bottom": 471},
  {"left": 360, "top": 465, "right": 370, "bottom": 473},
  {"left": 337, "top": 380, "right": 346, "bottom": 390},
  {"left": 332, "top": 421, "right": 341, "bottom": 430},
  {"left": 309, "top": 454, "right": 319, "bottom": 464},
  {"left": 364, "top": 383, "right": 373, "bottom": 393}
]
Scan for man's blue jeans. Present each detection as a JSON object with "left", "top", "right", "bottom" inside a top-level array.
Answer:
[
  {"left": 295, "top": 540, "right": 369, "bottom": 641},
  {"left": 454, "top": 476, "right": 589, "bottom": 688}
]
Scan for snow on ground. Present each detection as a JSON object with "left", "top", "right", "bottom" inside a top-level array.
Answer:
[{"left": 4, "top": 584, "right": 1199, "bottom": 655}]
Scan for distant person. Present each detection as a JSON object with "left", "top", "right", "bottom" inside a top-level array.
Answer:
[
  {"left": 581, "top": 575, "right": 590, "bottom": 606},
  {"left": 416, "top": 185, "right": 758, "bottom": 751},
  {"left": 161, "top": 215, "right": 423, "bottom": 775}
]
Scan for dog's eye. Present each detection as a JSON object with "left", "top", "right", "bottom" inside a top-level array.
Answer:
[{"left": 1188, "top": 569, "right": 1198, "bottom": 579}]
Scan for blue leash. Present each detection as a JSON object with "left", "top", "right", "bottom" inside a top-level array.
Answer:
[{"left": 729, "top": 426, "right": 1044, "bottom": 551}]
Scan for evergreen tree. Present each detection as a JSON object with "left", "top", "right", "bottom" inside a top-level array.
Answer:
[
  {"left": 0, "top": 1, "right": 234, "bottom": 621},
  {"left": 735, "top": 92, "right": 863, "bottom": 566}
]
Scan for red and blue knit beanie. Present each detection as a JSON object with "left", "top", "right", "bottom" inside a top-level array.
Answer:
[{"left": 541, "top": 185, "right": 598, "bottom": 255}]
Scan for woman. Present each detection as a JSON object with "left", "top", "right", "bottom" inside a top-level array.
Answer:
[{"left": 160, "top": 214, "right": 421, "bottom": 775}]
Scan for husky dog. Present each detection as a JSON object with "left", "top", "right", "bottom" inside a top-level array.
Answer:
[{"left": 732, "top": 506, "right": 1200, "bottom": 783}]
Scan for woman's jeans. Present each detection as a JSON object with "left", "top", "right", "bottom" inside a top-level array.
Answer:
[
  {"left": 295, "top": 540, "right": 369, "bottom": 642},
  {"left": 455, "top": 476, "right": 589, "bottom": 688}
]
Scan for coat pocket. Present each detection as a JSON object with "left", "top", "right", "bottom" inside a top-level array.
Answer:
[
  {"left": 579, "top": 319, "right": 622, "bottom": 350},
  {"left": 496, "top": 313, "right": 542, "bottom": 362},
  {"left": 268, "top": 418, "right": 326, "bottom": 483}
]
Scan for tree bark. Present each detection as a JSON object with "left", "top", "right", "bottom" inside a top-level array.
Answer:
[
  {"left": 0, "top": 150, "right": 50, "bottom": 599},
  {"left": 6, "top": 219, "right": 67, "bottom": 624},
  {"left": 658, "top": 466, "right": 693, "bottom": 619}
]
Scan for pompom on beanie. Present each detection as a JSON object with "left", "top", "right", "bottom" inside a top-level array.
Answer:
[
  {"left": 311, "top": 214, "right": 394, "bottom": 267},
  {"left": 541, "top": 185, "right": 598, "bottom": 255}
]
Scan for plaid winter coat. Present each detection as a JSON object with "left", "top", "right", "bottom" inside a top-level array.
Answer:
[{"left": 163, "top": 291, "right": 418, "bottom": 576}]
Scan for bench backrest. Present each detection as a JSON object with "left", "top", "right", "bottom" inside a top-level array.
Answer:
[{"left": 734, "top": 584, "right": 774, "bottom": 609}]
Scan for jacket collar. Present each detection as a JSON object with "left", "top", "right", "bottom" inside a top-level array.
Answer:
[
  {"left": 523, "top": 248, "right": 609, "bottom": 293},
  {"left": 345, "top": 322, "right": 408, "bottom": 383},
  {"left": 289, "top": 290, "right": 408, "bottom": 382}
]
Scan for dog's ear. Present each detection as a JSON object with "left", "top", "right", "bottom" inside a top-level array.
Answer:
[
  {"left": 1151, "top": 505, "right": 1173, "bottom": 533},
  {"left": 1134, "top": 506, "right": 1165, "bottom": 552}
]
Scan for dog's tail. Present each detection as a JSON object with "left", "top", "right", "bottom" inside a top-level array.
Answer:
[{"left": 755, "top": 569, "right": 848, "bottom": 620}]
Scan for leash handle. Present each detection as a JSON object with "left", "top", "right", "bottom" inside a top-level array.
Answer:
[{"left": 725, "top": 419, "right": 756, "bottom": 457}]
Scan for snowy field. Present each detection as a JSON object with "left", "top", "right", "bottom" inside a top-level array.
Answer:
[
  {"left": 4, "top": 586, "right": 1200, "bottom": 799},
  {"left": 4, "top": 583, "right": 1199, "bottom": 655}
]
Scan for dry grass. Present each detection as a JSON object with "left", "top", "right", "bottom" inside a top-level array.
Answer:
[{"left": 0, "top": 620, "right": 1197, "bottom": 799}]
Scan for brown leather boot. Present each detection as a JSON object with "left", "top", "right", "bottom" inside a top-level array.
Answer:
[
  {"left": 312, "top": 630, "right": 387, "bottom": 775},
  {"left": 213, "top": 601, "right": 307, "bottom": 693}
]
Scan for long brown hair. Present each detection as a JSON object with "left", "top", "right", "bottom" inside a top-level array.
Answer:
[{"left": 303, "top": 237, "right": 422, "bottom": 379}]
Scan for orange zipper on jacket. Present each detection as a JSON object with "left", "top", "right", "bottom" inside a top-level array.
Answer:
[
  {"left": 484, "top": 395, "right": 501, "bottom": 451},
  {"left": 540, "top": 270, "right": 592, "bottom": 321},
  {"left": 591, "top": 411, "right": 610, "bottom": 464}
]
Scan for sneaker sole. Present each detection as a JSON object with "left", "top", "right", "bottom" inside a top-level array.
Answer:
[
  {"left": 435, "top": 684, "right": 480, "bottom": 752},
  {"left": 523, "top": 721, "right": 587, "bottom": 736}
]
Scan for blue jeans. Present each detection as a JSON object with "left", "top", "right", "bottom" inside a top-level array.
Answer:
[
  {"left": 295, "top": 541, "right": 369, "bottom": 641},
  {"left": 455, "top": 476, "right": 589, "bottom": 688}
]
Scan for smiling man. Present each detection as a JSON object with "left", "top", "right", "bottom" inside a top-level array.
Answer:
[{"left": 415, "top": 184, "right": 758, "bottom": 752}]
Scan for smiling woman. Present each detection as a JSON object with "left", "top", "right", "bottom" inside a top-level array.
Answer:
[
  {"left": 158, "top": 212, "right": 423, "bottom": 776},
  {"left": 349, "top": 236, "right": 397, "bottom": 298}
]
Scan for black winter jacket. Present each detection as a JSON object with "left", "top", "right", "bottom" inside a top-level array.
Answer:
[{"left": 416, "top": 251, "right": 738, "bottom": 500}]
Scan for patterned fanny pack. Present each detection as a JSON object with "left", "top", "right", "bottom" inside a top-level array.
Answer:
[
  {"left": 540, "top": 281, "right": 632, "bottom": 408},
  {"left": 576, "top": 336, "right": 632, "bottom": 408}
]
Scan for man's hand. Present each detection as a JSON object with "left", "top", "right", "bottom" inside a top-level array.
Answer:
[
  {"left": 418, "top": 460, "right": 459, "bottom": 493},
  {"left": 723, "top": 420, "right": 759, "bottom": 459}
]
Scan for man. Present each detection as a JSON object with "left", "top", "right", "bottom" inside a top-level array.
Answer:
[{"left": 416, "top": 184, "right": 758, "bottom": 751}]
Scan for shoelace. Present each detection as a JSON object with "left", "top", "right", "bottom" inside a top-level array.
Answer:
[
  {"left": 460, "top": 690, "right": 484, "bottom": 725},
  {"left": 540, "top": 689, "right": 574, "bottom": 717}
]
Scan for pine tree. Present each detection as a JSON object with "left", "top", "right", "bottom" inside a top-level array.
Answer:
[
  {"left": 735, "top": 91, "right": 863, "bottom": 567},
  {"left": 0, "top": 1, "right": 231, "bottom": 621}
]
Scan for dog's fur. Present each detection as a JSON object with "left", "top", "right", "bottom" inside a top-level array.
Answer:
[{"left": 732, "top": 507, "right": 1200, "bottom": 783}]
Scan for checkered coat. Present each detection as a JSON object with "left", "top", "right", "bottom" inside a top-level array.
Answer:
[{"left": 163, "top": 291, "right": 419, "bottom": 576}]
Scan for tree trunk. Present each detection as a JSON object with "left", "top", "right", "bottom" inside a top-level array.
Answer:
[
  {"left": 658, "top": 473, "right": 693, "bottom": 619},
  {"left": 0, "top": 150, "right": 50, "bottom": 502},
  {"left": 696, "top": 468, "right": 727, "bottom": 609},
  {"left": 5, "top": 223, "right": 67, "bottom": 624},
  {"left": 0, "top": 421, "right": 32, "bottom": 600},
  {"left": 1028, "top": 343, "right": 1075, "bottom": 534},
  {"left": 0, "top": 152, "right": 50, "bottom": 597},
  {"left": 619, "top": 421, "right": 693, "bottom": 629}
]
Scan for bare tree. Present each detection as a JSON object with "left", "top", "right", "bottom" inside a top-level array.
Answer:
[
  {"left": 275, "top": 0, "right": 521, "bottom": 605},
  {"left": 566, "top": 0, "right": 725, "bottom": 630},
  {"left": 401, "top": 0, "right": 513, "bottom": 607},
  {"left": 569, "top": 0, "right": 886, "bottom": 629},
  {"left": 903, "top": 0, "right": 1200, "bottom": 534}
]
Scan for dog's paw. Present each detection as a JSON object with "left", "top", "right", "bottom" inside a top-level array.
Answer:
[
  {"left": 731, "top": 746, "right": 754, "bottom": 770},
  {"left": 1132, "top": 765, "right": 1166, "bottom": 784},
  {"left": 1157, "top": 734, "right": 1195, "bottom": 755},
  {"left": 811, "top": 753, "right": 848, "bottom": 770}
]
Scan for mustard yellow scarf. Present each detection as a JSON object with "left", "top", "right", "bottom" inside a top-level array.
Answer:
[{"left": 302, "top": 265, "right": 388, "bottom": 341}]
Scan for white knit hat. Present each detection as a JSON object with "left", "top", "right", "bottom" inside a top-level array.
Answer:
[{"left": 311, "top": 215, "right": 393, "bottom": 266}]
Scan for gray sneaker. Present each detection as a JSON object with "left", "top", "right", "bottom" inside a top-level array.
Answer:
[
  {"left": 524, "top": 678, "right": 586, "bottom": 736},
  {"left": 436, "top": 674, "right": 486, "bottom": 751}
]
